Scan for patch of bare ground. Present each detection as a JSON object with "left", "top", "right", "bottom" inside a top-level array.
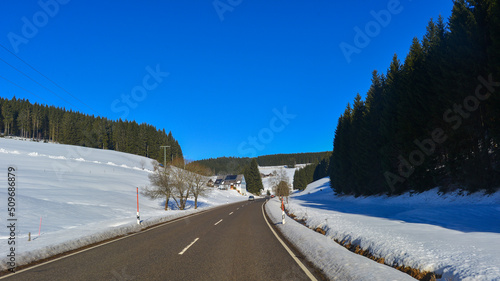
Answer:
[{"left": 285, "top": 210, "right": 441, "bottom": 281}]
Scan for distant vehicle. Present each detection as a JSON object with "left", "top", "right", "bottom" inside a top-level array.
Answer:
[{"left": 248, "top": 195, "right": 255, "bottom": 201}]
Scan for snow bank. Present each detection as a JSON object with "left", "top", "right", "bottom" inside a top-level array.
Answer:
[
  {"left": 265, "top": 199, "right": 416, "bottom": 280},
  {"left": 281, "top": 177, "right": 500, "bottom": 280}
]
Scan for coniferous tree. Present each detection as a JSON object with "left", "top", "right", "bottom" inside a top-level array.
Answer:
[
  {"left": 329, "top": 0, "right": 500, "bottom": 195},
  {"left": 244, "top": 159, "right": 264, "bottom": 195},
  {"left": 330, "top": 105, "right": 352, "bottom": 194},
  {"left": 380, "top": 54, "right": 404, "bottom": 194},
  {"left": 2, "top": 101, "right": 14, "bottom": 135},
  {"left": 0, "top": 96, "right": 183, "bottom": 163},
  {"left": 363, "top": 71, "right": 386, "bottom": 193}
]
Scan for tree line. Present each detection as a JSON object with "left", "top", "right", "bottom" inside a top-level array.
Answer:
[
  {"left": 330, "top": 0, "right": 500, "bottom": 196},
  {"left": 194, "top": 151, "right": 331, "bottom": 175},
  {"left": 0, "top": 96, "right": 183, "bottom": 163},
  {"left": 194, "top": 157, "right": 252, "bottom": 175},
  {"left": 293, "top": 153, "right": 331, "bottom": 190},
  {"left": 256, "top": 152, "right": 330, "bottom": 167}
]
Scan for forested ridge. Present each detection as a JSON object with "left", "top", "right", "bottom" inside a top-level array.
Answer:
[
  {"left": 194, "top": 151, "right": 330, "bottom": 175},
  {"left": 0, "top": 96, "right": 183, "bottom": 163},
  {"left": 256, "top": 152, "right": 330, "bottom": 167},
  {"left": 194, "top": 157, "right": 252, "bottom": 175},
  {"left": 330, "top": 0, "right": 500, "bottom": 196}
]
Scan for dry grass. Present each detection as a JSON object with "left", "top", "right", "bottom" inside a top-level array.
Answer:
[{"left": 286, "top": 211, "right": 441, "bottom": 281}]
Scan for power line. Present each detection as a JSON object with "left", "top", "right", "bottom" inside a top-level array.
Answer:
[
  {"left": 0, "top": 74, "right": 51, "bottom": 104},
  {"left": 0, "top": 57, "right": 81, "bottom": 110},
  {"left": 0, "top": 43, "right": 100, "bottom": 115}
]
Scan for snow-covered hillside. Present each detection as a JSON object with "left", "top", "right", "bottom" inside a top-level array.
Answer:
[
  {"left": 258, "top": 164, "right": 307, "bottom": 193},
  {"left": 267, "top": 177, "right": 500, "bottom": 280},
  {"left": 0, "top": 138, "right": 247, "bottom": 270}
]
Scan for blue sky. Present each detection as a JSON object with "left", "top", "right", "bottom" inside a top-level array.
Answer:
[{"left": 0, "top": 0, "right": 453, "bottom": 160}]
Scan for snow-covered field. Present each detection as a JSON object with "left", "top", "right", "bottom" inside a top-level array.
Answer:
[
  {"left": 258, "top": 164, "right": 307, "bottom": 193},
  {"left": 0, "top": 138, "right": 248, "bottom": 270},
  {"left": 267, "top": 177, "right": 500, "bottom": 280}
]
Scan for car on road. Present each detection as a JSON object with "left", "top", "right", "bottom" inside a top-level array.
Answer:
[{"left": 248, "top": 195, "right": 255, "bottom": 201}]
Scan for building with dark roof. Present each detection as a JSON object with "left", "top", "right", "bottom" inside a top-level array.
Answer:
[{"left": 214, "top": 174, "right": 247, "bottom": 195}]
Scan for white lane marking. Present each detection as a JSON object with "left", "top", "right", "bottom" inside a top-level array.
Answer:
[
  {"left": 229, "top": 212, "right": 233, "bottom": 215},
  {"left": 178, "top": 238, "right": 200, "bottom": 255},
  {"left": 0, "top": 205, "right": 225, "bottom": 279},
  {"left": 214, "top": 219, "right": 223, "bottom": 226},
  {"left": 261, "top": 203, "right": 318, "bottom": 281}
]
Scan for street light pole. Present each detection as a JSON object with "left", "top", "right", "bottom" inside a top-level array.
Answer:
[{"left": 160, "top": 145, "right": 170, "bottom": 167}]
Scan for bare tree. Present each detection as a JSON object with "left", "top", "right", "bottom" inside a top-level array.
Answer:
[
  {"left": 271, "top": 168, "right": 289, "bottom": 192},
  {"left": 272, "top": 169, "right": 291, "bottom": 203},
  {"left": 171, "top": 158, "right": 191, "bottom": 210},
  {"left": 142, "top": 167, "right": 172, "bottom": 210},
  {"left": 186, "top": 162, "right": 211, "bottom": 209},
  {"left": 151, "top": 160, "right": 160, "bottom": 171}
]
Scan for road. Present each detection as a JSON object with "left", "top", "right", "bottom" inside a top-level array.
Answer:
[{"left": 2, "top": 199, "right": 319, "bottom": 280}]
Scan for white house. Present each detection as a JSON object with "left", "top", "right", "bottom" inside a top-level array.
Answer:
[{"left": 214, "top": 174, "right": 247, "bottom": 195}]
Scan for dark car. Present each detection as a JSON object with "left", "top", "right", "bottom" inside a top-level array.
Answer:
[{"left": 248, "top": 195, "right": 255, "bottom": 201}]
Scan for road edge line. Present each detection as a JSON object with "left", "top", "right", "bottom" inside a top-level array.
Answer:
[
  {"left": 0, "top": 202, "right": 242, "bottom": 279},
  {"left": 261, "top": 202, "right": 318, "bottom": 281}
]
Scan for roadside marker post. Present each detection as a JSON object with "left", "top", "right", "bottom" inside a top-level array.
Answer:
[
  {"left": 136, "top": 187, "right": 141, "bottom": 225},
  {"left": 281, "top": 197, "right": 286, "bottom": 225}
]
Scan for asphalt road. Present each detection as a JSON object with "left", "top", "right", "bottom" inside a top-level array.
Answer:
[{"left": 3, "top": 199, "right": 318, "bottom": 280}]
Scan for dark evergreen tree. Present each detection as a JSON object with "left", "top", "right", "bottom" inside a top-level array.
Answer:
[
  {"left": 329, "top": 0, "right": 500, "bottom": 195},
  {"left": 244, "top": 159, "right": 264, "bottom": 194},
  {"left": 363, "top": 71, "right": 386, "bottom": 194},
  {"left": 0, "top": 96, "right": 183, "bottom": 163},
  {"left": 313, "top": 152, "right": 331, "bottom": 181},
  {"left": 294, "top": 163, "right": 318, "bottom": 190}
]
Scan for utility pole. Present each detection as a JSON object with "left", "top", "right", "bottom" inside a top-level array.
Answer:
[{"left": 160, "top": 145, "right": 170, "bottom": 167}]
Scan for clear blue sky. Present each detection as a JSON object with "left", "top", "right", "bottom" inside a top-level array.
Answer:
[{"left": 0, "top": 0, "right": 453, "bottom": 160}]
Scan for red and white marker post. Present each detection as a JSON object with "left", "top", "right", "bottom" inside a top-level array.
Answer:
[
  {"left": 281, "top": 197, "right": 286, "bottom": 225},
  {"left": 136, "top": 187, "right": 141, "bottom": 225}
]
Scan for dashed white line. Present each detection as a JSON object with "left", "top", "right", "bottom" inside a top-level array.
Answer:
[
  {"left": 214, "top": 219, "right": 223, "bottom": 226},
  {"left": 229, "top": 212, "right": 233, "bottom": 215},
  {"left": 178, "top": 238, "right": 199, "bottom": 255}
]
